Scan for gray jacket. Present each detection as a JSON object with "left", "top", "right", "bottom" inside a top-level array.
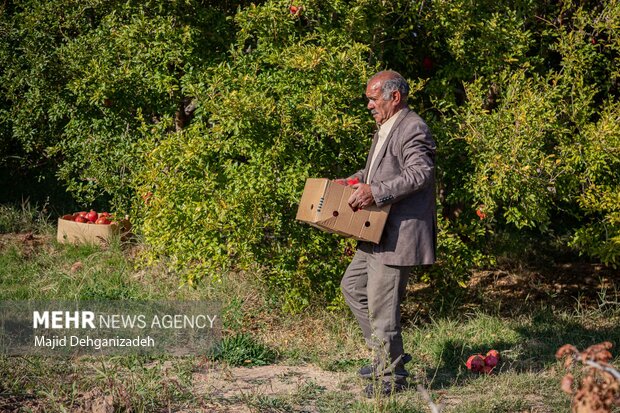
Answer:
[{"left": 350, "top": 107, "right": 437, "bottom": 266}]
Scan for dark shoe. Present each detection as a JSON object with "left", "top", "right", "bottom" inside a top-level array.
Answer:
[
  {"left": 358, "top": 353, "right": 412, "bottom": 379},
  {"left": 363, "top": 380, "right": 408, "bottom": 398}
]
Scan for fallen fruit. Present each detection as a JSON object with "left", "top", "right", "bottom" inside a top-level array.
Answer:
[
  {"left": 486, "top": 349, "right": 500, "bottom": 360},
  {"left": 70, "top": 261, "right": 83, "bottom": 273},
  {"left": 485, "top": 354, "right": 499, "bottom": 368},
  {"left": 466, "top": 354, "right": 485, "bottom": 372}
]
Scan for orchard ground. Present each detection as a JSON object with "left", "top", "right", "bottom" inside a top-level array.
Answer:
[{"left": 0, "top": 210, "right": 619, "bottom": 412}]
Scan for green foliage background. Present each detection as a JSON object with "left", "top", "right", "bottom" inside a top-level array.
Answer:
[{"left": 1, "top": 0, "right": 619, "bottom": 310}]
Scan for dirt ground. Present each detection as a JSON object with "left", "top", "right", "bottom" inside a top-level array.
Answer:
[{"left": 189, "top": 364, "right": 359, "bottom": 412}]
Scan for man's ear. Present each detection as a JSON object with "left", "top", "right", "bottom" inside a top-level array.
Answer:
[{"left": 391, "top": 90, "right": 401, "bottom": 106}]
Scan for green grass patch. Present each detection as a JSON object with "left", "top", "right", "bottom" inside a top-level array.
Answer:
[
  {"left": 210, "top": 332, "right": 277, "bottom": 367},
  {"left": 0, "top": 239, "right": 144, "bottom": 300}
]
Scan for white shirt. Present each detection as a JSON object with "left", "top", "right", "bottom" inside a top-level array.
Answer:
[{"left": 367, "top": 109, "right": 402, "bottom": 181}]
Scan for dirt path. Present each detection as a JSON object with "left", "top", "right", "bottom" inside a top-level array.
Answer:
[{"left": 190, "top": 364, "right": 359, "bottom": 412}]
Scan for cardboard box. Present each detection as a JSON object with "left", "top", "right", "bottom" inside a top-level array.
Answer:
[
  {"left": 56, "top": 218, "right": 130, "bottom": 245},
  {"left": 296, "top": 178, "right": 390, "bottom": 244}
]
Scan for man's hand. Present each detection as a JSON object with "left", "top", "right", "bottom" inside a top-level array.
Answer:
[{"left": 348, "top": 183, "right": 375, "bottom": 210}]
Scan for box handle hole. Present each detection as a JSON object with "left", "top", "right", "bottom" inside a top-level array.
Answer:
[
  {"left": 310, "top": 204, "right": 314, "bottom": 210},
  {"left": 333, "top": 211, "right": 339, "bottom": 217},
  {"left": 364, "top": 221, "right": 371, "bottom": 227}
]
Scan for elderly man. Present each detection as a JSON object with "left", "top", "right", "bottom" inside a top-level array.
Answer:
[{"left": 340, "top": 70, "right": 436, "bottom": 397}]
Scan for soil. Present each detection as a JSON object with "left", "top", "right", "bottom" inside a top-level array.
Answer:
[
  {"left": 0, "top": 232, "right": 51, "bottom": 253},
  {"left": 190, "top": 363, "right": 359, "bottom": 412}
]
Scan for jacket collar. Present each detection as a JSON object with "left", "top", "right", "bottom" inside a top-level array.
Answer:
[{"left": 365, "top": 107, "right": 410, "bottom": 182}]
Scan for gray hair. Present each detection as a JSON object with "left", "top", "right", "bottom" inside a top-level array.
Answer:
[{"left": 372, "top": 71, "right": 410, "bottom": 102}]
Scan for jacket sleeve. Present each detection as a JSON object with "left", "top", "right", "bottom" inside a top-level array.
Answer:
[
  {"left": 347, "top": 169, "right": 365, "bottom": 182},
  {"left": 370, "top": 121, "right": 435, "bottom": 207}
]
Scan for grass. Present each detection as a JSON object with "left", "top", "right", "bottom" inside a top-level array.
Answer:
[
  {"left": 0, "top": 201, "right": 54, "bottom": 234},
  {"left": 1, "top": 203, "right": 619, "bottom": 412},
  {"left": 210, "top": 333, "right": 277, "bottom": 366}
]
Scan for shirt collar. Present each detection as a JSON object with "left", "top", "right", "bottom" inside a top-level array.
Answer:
[{"left": 378, "top": 109, "right": 403, "bottom": 139}]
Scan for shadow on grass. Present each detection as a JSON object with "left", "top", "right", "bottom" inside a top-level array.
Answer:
[
  {"left": 405, "top": 261, "right": 618, "bottom": 319},
  {"left": 400, "top": 254, "right": 620, "bottom": 389},
  {"left": 419, "top": 308, "right": 620, "bottom": 389}
]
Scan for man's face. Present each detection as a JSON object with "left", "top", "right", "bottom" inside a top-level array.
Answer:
[{"left": 366, "top": 80, "right": 397, "bottom": 125}]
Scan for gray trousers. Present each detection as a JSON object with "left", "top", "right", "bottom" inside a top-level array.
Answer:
[{"left": 340, "top": 249, "right": 411, "bottom": 381}]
